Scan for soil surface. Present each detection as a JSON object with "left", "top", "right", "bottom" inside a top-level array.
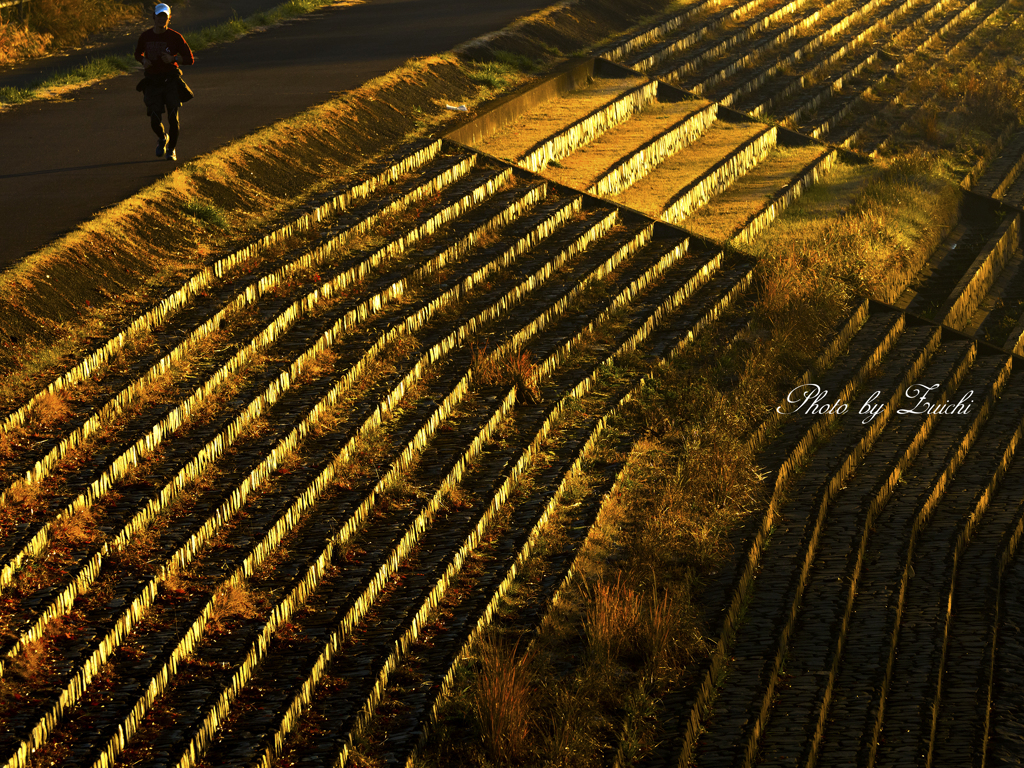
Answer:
[{"left": 0, "top": 0, "right": 556, "bottom": 268}]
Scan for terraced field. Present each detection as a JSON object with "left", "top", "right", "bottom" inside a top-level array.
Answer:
[{"left": 4, "top": 0, "right": 1024, "bottom": 766}]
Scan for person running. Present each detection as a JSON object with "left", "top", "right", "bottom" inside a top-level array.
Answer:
[{"left": 135, "top": 3, "right": 194, "bottom": 161}]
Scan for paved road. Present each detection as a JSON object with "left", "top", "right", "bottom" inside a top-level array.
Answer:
[
  {"left": 0, "top": 0, "right": 553, "bottom": 270},
  {"left": 0, "top": 0, "right": 296, "bottom": 92}
]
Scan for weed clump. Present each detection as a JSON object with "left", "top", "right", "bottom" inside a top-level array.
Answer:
[
  {"left": 471, "top": 344, "right": 541, "bottom": 402},
  {"left": 182, "top": 199, "right": 232, "bottom": 231},
  {"left": 208, "top": 582, "right": 260, "bottom": 632},
  {"left": 0, "top": 19, "right": 51, "bottom": 66},
  {"left": 30, "top": 391, "right": 71, "bottom": 429},
  {"left": 467, "top": 50, "right": 538, "bottom": 91},
  {"left": 754, "top": 153, "right": 959, "bottom": 310},
  {"left": 472, "top": 640, "right": 536, "bottom": 763}
]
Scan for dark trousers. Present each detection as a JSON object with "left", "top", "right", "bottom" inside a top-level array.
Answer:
[
  {"left": 150, "top": 107, "right": 180, "bottom": 151},
  {"left": 143, "top": 75, "right": 182, "bottom": 151}
]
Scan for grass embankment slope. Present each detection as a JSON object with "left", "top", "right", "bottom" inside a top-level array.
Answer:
[
  {"left": 413, "top": 7, "right": 1024, "bottom": 768},
  {"left": 1, "top": 0, "right": 1023, "bottom": 765}
]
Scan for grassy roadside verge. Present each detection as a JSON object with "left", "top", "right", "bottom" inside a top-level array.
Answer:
[{"left": 0, "top": 0, "right": 370, "bottom": 107}]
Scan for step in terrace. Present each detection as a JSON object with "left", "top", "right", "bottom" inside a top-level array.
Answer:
[
  {"left": 661, "top": 299, "right": 1024, "bottom": 768},
  {"left": 6, "top": 0, "right": 1024, "bottom": 759}
]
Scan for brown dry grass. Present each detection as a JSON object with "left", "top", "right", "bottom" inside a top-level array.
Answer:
[
  {"left": 541, "top": 98, "right": 715, "bottom": 192},
  {"left": 8, "top": 638, "right": 46, "bottom": 682},
  {"left": 0, "top": 20, "right": 51, "bottom": 66},
  {"left": 295, "top": 347, "right": 338, "bottom": 385},
  {"left": 4, "top": 478, "right": 43, "bottom": 511},
  {"left": 584, "top": 575, "right": 642, "bottom": 664},
  {"left": 208, "top": 582, "right": 261, "bottom": 631},
  {"left": 0, "top": 428, "right": 25, "bottom": 461},
  {"left": 612, "top": 120, "right": 767, "bottom": 218},
  {"left": 504, "top": 349, "right": 541, "bottom": 403},
  {"left": 28, "top": 0, "right": 135, "bottom": 48},
  {"left": 685, "top": 145, "right": 827, "bottom": 243},
  {"left": 163, "top": 566, "right": 186, "bottom": 594},
  {"left": 29, "top": 391, "right": 71, "bottom": 429},
  {"left": 471, "top": 342, "right": 503, "bottom": 387},
  {"left": 473, "top": 639, "right": 537, "bottom": 763},
  {"left": 475, "top": 74, "right": 649, "bottom": 165},
  {"left": 51, "top": 505, "right": 97, "bottom": 545},
  {"left": 108, "top": 522, "right": 161, "bottom": 574},
  {"left": 471, "top": 344, "right": 541, "bottom": 401},
  {"left": 753, "top": 152, "right": 960, "bottom": 308}
]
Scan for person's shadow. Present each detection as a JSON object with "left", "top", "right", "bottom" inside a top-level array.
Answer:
[{"left": 0, "top": 159, "right": 156, "bottom": 179}]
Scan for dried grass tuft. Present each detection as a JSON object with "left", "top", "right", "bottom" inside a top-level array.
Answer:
[
  {"left": 503, "top": 349, "right": 541, "bottom": 403},
  {"left": 9, "top": 639, "right": 47, "bottom": 682},
  {"left": 471, "top": 342, "right": 502, "bottom": 387},
  {"left": 30, "top": 391, "right": 71, "bottom": 429},
  {"left": 209, "top": 582, "right": 260, "bottom": 631},
  {"left": 585, "top": 574, "right": 642, "bottom": 664},
  {"left": 52, "top": 506, "right": 97, "bottom": 545},
  {"left": 6, "top": 480, "right": 42, "bottom": 510},
  {"left": 473, "top": 639, "right": 537, "bottom": 763},
  {"left": 0, "top": 20, "right": 52, "bottom": 66}
]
